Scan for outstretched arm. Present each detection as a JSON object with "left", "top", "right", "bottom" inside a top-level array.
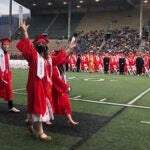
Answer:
[{"left": 65, "top": 42, "right": 77, "bottom": 56}]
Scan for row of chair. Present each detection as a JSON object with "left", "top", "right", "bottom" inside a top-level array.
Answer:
[{"left": 10, "top": 60, "right": 29, "bottom": 69}]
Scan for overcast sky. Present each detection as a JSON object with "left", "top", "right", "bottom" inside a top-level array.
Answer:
[{"left": 0, "top": 0, "right": 30, "bottom": 15}]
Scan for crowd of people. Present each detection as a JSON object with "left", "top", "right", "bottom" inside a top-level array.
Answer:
[
  {"left": 75, "top": 26, "right": 141, "bottom": 53},
  {"left": 74, "top": 29, "right": 105, "bottom": 52},
  {"left": 67, "top": 26, "right": 149, "bottom": 75},
  {"left": 67, "top": 51, "right": 150, "bottom": 76},
  {"left": 101, "top": 27, "right": 140, "bottom": 53}
]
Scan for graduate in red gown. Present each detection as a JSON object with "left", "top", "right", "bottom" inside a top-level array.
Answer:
[
  {"left": 0, "top": 38, "right": 20, "bottom": 112},
  {"left": 16, "top": 21, "right": 76, "bottom": 141},
  {"left": 52, "top": 52, "right": 79, "bottom": 125}
]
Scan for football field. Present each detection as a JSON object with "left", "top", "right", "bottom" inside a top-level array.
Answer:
[{"left": 0, "top": 69, "right": 150, "bottom": 150}]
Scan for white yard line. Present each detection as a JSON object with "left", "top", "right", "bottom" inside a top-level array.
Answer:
[
  {"left": 140, "top": 121, "right": 150, "bottom": 124},
  {"left": 68, "top": 77, "right": 76, "bottom": 79},
  {"left": 99, "top": 98, "right": 106, "bottom": 102},
  {"left": 128, "top": 88, "right": 150, "bottom": 105},
  {"left": 73, "top": 96, "right": 81, "bottom": 99},
  {"left": 13, "top": 87, "right": 150, "bottom": 110},
  {"left": 13, "top": 91, "right": 27, "bottom": 95},
  {"left": 13, "top": 88, "right": 26, "bottom": 92},
  {"left": 70, "top": 98, "right": 150, "bottom": 110}
]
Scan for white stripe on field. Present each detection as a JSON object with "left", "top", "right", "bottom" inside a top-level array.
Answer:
[
  {"left": 13, "top": 91, "right": 27, "bottom": 95},
  {"left": 73, "top": 96, "right": 81, "bottom": 99},
  {"left": 70, "top": 97, "right": 150, "bottom": 110},
  {"left": 99, "top": 98, "right": 106, "bottom": 102},
  {"left": 68, "top": 77, "right": 76, "bottom": 79},
  {"left": 128, "top": 88, "right": 150, "bottom": 105},
  {"left": 13, "top": 88, "right": 26, "bottom": 92},
  {"left": 141, "top": 121, "right": 150, "bottom": 124}
]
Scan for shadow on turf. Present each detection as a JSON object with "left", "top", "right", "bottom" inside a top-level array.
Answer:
[{"left": 0, "top": 102, "right": 111, "bottom": 138}]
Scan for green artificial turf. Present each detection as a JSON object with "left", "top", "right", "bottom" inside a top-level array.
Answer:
[{"left": 0, "top": 69, "right": 150, "bottom": 150}]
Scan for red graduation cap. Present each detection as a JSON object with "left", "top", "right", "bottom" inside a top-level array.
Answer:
[
  {"left": 32, "top": 35, "right": 49, "bottom": 44},
  {"left": 0, "top": 38, "right": 11, "bottom": 44}
]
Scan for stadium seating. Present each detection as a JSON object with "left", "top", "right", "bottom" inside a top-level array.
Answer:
[
  {"left": 76, "top": 8, "right": 150, "bottom": 32},
  {"left": 27, "top": 14, "right": 56, "bottom": 39},
  {"left": 47, "top": 13, "right": 85, "bottom": 39}
]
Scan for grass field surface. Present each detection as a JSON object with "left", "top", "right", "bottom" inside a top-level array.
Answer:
[{"left": 0, "top": 69, "right": 150, "bottom": 150}]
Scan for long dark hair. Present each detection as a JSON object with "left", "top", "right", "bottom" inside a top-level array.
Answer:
[{"left": 58, "top": 64, "right": 65, "bottom": 75}]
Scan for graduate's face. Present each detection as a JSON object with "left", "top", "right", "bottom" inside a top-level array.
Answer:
[
  {"left": 35, "top": 42, "right": 48, "bottom": 54},
  {"left": 37, "top": 41, "right": 45, "bottom": 46},
  {"left": 1, "top": 43, "right": 9, "bottom": 52}
]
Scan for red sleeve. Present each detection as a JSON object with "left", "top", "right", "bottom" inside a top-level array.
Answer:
[
  {"left": 0, "top": 67, "right": 2, "bottom": 79},
  {"left": 51, "top": 50, "right": 67, "bottom": 66},
  {"left": 16, "top": 38, "right": 36, "bottom": 62},
  {"left": 52, "top": 67, "right": 69, "bottom": 93}
]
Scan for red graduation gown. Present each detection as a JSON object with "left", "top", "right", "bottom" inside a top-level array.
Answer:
[
  {"left": 16, "top": 38, "right": 67, "bottom": 116},
  {"left": 52, "top": 66, "right": 72, "bottom": 115},
  {"left": 0, "top": 53, "right": 13, "bottom": 101}
]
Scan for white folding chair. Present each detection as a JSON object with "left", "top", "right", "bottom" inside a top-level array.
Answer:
[
  {"left": 98, "top": 65, "right": 104, "bottom": 74},
  {"left": 84, "top": 64, "right": 88, "bottom": 72},
  {"left": 145, "top": 67, "right": 150, "bottom": 77}
]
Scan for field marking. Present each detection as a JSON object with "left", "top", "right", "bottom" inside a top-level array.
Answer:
[
  {"left": 13, "top": 87, "right": 150, "bottom": 110},
  {"left": 140, "top": 121, "right": 150, "bottom": 124},
  {"left": 73, "top": 96, "right": 81, "bottom": 99},
  {"left": 13, "top": 91, "right": 27, "bottom": 95},
  {"left": 110, "top": 80, "right": 117, "bottom": 82},
  {"left": 84, "top": 78, "right": 105, "bottom": 82},
  {"left": 70, "top": 97, "right": 150, "bottom": 110},
  {"left": 13, "top": 88, "right": 26, "bottom": 92},
  {"left": 68, "top": 77, "right": 76, "bottom": 79},
  {"left": 128, "top": 88, "right": 150, "bottom": 105},
  {"left": 99, "top": 98, "right": 106, "bottom": 102}
]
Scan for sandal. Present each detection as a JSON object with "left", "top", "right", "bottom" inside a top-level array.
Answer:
[
  {"left": 67, "top": 120, "right": 79, "bottom": 126},
  {"left": 36, "top": 133, "right": 52, "bottom": 141},
  {"left": 25, "top": 120, "right": 35, "bottom": 134}
]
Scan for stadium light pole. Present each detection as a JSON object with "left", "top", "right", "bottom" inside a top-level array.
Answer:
[
  {"left": 139, "top": 0, "right": 143, "bottom": 40},
  {"left": 68, "top": 1, "right": 71, "bottom": 41},
  {"left": 9, "top": 0, "right": 12, "bottom": 40}
]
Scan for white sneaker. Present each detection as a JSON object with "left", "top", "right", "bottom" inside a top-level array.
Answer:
[{"left": 9, "top": 107, "right": 20, "bottom": 113}]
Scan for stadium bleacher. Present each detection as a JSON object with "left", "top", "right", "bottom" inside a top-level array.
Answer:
[
  {"left": 27, "top": 14, "right": 56, "bottom": 39},
  {"left": 0, "top": 0, "right": 149, "bottom": 56}
]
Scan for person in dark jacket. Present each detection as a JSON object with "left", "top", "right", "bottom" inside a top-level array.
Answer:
[
  {"left": 103, "top": 53, "right": 110, "bottom": 74},
  {"left": 76, "top": 54, "right": 81, "bottom": 72},
  {"left": 136, "top": 53, "right": 144, "bottom": 75},
  {"left": 119, "top": 53, "right": 126, "bottom": 75}
]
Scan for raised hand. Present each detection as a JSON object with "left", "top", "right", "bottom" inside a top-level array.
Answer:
[
  {"left": 20, "top": 21, "right": 30, "bottom": 39},
  {"left": 69, "top": 41, "right": 77, "bottom": 50},
  {"left": 20, "top": 21, "right": 30, "bottom": 32}
]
